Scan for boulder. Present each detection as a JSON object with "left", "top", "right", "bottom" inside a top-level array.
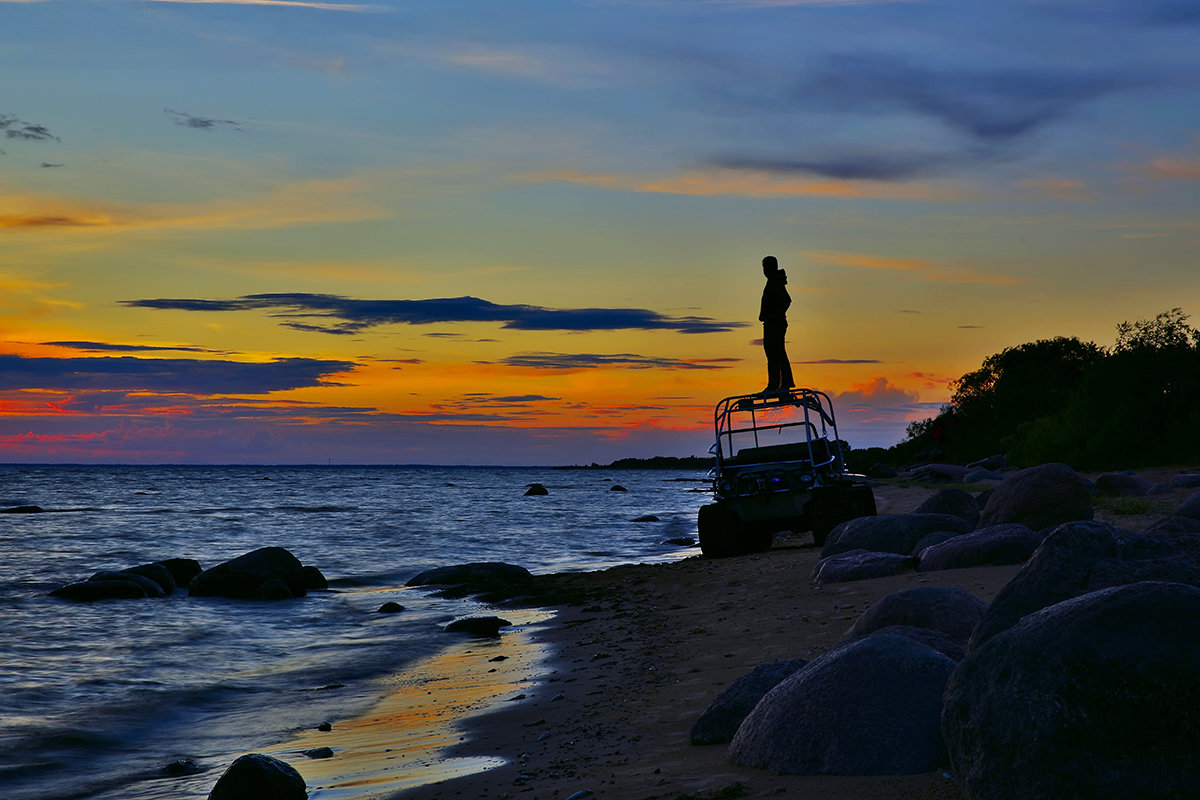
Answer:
[
  {"left": 1170, "top": 474, "right": 1200, "bottom": 489},
  {"left": 189, "top": 547, "right": 315, "bottom": 600},
  {"left": 1, "top": 505, "right": 45, "bottom": 513},
  {"left": 377, "top": 602, "right": 405, "bottom": 613},
  {"left": 663, "top": 537, "right": 696, "bottom": 547},
  {"left": 967, "top": 454, "right": 1006, "bottom": 471},
  {"left": 633, "top": 515, "right": 660, "bottom": 522},
  {"left": 729, "top": 634, "right": 955, "bottom": 775},
  {"left": 844, "top": 625, "right": 966, "bottom": 662},
  {"left": 917, "top": 524, "right": 1041, "bottom": 572},
  {"left": 207, "top": 753, "right": 307, "bottom": 800},
  {"left": 256, "top": 578, "right": 294, "bottom": 601},
  {"left": 610, "top": 484, "right": 628, "bottom": 492},
  {"left": 963, "top": 469, "right": 1006, "bottom": 483},
  {"left": 50, "top": 579, "right": 149, "bottom": 601},
  {"left": 157, "top": 558, "right": 203, "bottom": 587},
  {"left": 908, "top": 463, "right": 968, "bottom": 484},
  {"left": 977, "top": 462, "right": 1092, "bottom": 531},
  {"left": 298, "top": 565, "right": 328, "bottom": 591},
  {"left": 691, "top": 658, "right": 809, "bottom": 745},
  {"left": 914, "top": 488, "right": 980, "bottom": 529},
  {"left": 822, "top": 513, "right": 971, "bottom": 558},
  {"left": 844, "top": 586, "right": 986, "bottom": 646},
  {"left": 1177, "top": 492, "right": 1200, "bottom": 521},
  {"left": 1141, "top": 515, "right": 1200, "bottom": 535},
  {"left": 90, "top": 570, "right": 165, "bottom": 598},
  {"left": 123, "top": 563, "right": 177, "bottom": 594},
  {"left": 406, "top": 562, "right": 532, "bottom": 588},
  {"left": 910, "top": 530, "right": 960, "bottom": 556},
  {"left": 1096, "top": 472, "right": 1162, "bottom": 497},
  {"left": 970, "top": 521, "right": 1200, "bottom": 648},
  {"left": 943, "top": 582, "right": 1200, "bottom": 800},
  {"left": 524, "top": 483, "right": 549, "bottom": 496},
  {"left": 444, "top": 616, "right": 511, "bottom": 637},
  {"left": 811, "top": 550, "right": 914, "bottom": 585}
]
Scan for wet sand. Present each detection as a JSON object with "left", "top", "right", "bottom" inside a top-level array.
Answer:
[{"left": 297, "top": 473, "right": 1193, "bottom": 800}]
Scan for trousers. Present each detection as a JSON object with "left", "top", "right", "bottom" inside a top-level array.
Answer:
[{"left": 763, "top": 321, "right": 794, "bottom": 390}]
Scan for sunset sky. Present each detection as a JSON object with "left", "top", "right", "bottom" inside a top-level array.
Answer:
[{"left": 3, "top": 0, "right": 1199, "bottom": 465}]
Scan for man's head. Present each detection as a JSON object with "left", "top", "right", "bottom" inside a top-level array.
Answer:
[{"left": 762, "top": 255, "right": 778, "bottom": 276}]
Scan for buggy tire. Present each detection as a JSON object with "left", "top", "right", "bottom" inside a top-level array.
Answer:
[
  {"left": 698, "top": 503, "right": 744, "bottom": 558},
  {"left": 809, "top": 483, "right": 877, "bottom": 547}
]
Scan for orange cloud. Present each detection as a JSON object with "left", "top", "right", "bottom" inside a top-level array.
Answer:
[
  {"left": 802, "top": 250, "right": 1021, "bottom": 285},
  {"left": 1019, "top": 176, "right": 1092, "bottom": 201},
  {"left": 520, "top": 167, "right": 960, "bottom": 201}
]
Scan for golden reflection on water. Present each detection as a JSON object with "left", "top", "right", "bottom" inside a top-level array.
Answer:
[{"left": 264, "top": 608, "right": 554, "bottom": 799}]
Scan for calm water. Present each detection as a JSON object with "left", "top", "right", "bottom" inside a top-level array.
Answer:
[{"left": 0, "top": 465, "right": 708, "bottom": 800}]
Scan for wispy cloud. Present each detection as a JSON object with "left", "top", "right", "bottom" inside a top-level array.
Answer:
[
  {"left": 522, "top": 167, "right": 959, "bottom": 201},
  {"left": 165, "top": 109, "right": 243, "bottom": 131},
  {"left": 139, "top": 0, "right": 374, "bottom": 10},
  {"left": 122, "top": 293, "right": 746, "bottom": 335},
  {"left": 41, "top": 340, "right": 221, "bottom": 354},
  {"left": 0, "top": 114, "right": 59, "bottom": 142},
  {"left": 795, "top": 358, "right": 883, "bottom": 364},
  {"left": 803, "top": 250, "right": 1021, "bottom": 285}
]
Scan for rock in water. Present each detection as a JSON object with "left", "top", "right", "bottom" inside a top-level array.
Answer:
[
  {"left": 524, "top": 483, "right": 549, "bottom": 496},
  {"left": 977, "top": 462, "right": 1092, "bottom": 531},
  {"left": 189, "top": 547, "right": 313, "bottom": 600},
  {"left": 207, "top": 753, "right": 307, "bottom": 800},
  {"left": 943, "top": 582, "right": 1200, "bottom": 800},
  {"left": 730, "top": 635, "right": 955, "bottom": 775},
  {"left": 444, "top": 616, "right": 511, "bottom": 637}
]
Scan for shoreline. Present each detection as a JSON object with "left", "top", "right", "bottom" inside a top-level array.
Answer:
[{"left": 266, "top": 471, "right": 1193, "bottom": 800}]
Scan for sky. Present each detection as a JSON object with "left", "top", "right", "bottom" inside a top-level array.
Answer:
[{"left": 2, "top": 0, "right": 1199, "bottom": 465}]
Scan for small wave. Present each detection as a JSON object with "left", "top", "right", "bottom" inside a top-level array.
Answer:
[{"left": 278, "top": 505, "right": 358, "bottom": 513}]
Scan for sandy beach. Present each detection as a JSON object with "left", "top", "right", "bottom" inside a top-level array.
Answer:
[{"left": 302, "top": 473, "right": 1193, "bottom": 800}]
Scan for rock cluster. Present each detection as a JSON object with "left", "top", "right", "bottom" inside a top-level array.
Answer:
[
  {"left": 696, "top": 466, "right": 1200, "bottom": 796},
  {"left": 49, "top": 548, "right": 326, "bottom": 602}
]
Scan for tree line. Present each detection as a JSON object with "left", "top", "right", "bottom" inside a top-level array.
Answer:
[{"left": 879, "top": 308, "right": 1200, "bottom": 471}]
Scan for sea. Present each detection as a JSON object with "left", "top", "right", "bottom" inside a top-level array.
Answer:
[{"left": 0, "top": 464, "right": 710, "bottom": 800}]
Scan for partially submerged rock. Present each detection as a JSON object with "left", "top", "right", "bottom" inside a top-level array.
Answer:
[
  {"left": 444, "top": 615, "right": 511, "bottom": 637},
  {"left": 207, "top": 753, "right": 307, "bottom": 800},
  {"left": 189, "top": 547, "right": 326, "bottom": 600},
  {"left": 406, "top": 562, "right": 534, "bottom": 600}
]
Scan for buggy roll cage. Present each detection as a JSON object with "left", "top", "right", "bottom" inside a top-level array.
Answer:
[{"left": 708, "top": 388, "right": 845, "bottom": 475}]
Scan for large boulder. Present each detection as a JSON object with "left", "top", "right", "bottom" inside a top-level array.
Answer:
[
  {"left": 811, "top": 550, "right": 914, "bottom": 585},
  {"left": 50, "top": 579, "right": 149, "bottom": 601},
  {"left": 977, "top": 462, "right": 1092, "bottom": 531},
  {"left": 908, "top": 463, "right": 968, "bottom": 484},
  {"left": 844, "top": 625, "right": 966, "bottom": 662},
  {"left": 443, "top": 616, "right": 511, "bottom": 637},
  {"left": 970, "top": 521, "right": 1200, "bottom": 648},
  {"left": 189, "top": 547, "right": 323, "bottom": 600},
  {"left": 1096, "top": 472, "right": 1162, "bottom": 497},
  {"left": 90, "top": 570, "right": 165, "bottom": 598},
  {"left": 123, "top": 563, "right": 177, "bottom": 594},
  {"left": 1171, "top": 474, "right": 1200, "bottom": 489},
  {"left": 208, "top": 753, "right": 307, "bottom": 800},
  {"left": 844, "top": 586, "right": 986, "bottom": 646},
  {"left": 914, "top": 488, "right": 980, "bottom": 530},
  {"left": 943, "top": 582, "right": 1200, "bottom": 800},
  {"left": 729, "top": 634, "right": 955, "bottom": 775},
  {"left": 1177, "top": 492, "right": 1200, "bottom": 521},
  {"left": 158, "top": 557, "right": 203, "bottom": 587},
  {"left": 691, "top": 658, "right": 809, "bottom": 745},
  {"left": 405, "top": 562, "right": 534, "bottom": 600},
  {"left": 916, "top": 524, "right": 1041, "bottom": 572},
  {"left": 822, "top": 514, "right": 970, "bottom": 558}
]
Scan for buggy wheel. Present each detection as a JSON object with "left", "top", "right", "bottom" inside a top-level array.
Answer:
[
  {"left": 698, "top": 503, "right": 744, "bottom": 558},
  {"left": 810, "top": 483, "right": 877, "bottom": 547}
]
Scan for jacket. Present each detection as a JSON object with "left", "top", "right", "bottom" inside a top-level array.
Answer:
[{"left": 759, "top": 269, "right": 791, "bottom": 324}]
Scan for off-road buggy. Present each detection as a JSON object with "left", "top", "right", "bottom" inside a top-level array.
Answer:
[{"left": 698, "top": 388, "right": 876, "bottom": 557}]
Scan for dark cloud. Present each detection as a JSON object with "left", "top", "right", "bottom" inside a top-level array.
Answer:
[
  {"left": 0, "top": 114, "right": 60, "bottom": 142},
  {"left": 1, "top": 354, "right": 355, "bottom": 394},
  {"left": 0, "top": 216, "right": 96, "bottom": 229},
  {"left": 42, "top": 340, "right": 218, "bottom": 354},
  {"left": 122, "top": 292, "right": 743, "bottom": 335},
  {"left": 493, "top": 352, "right": 734, "bottom": 370},
  {"left": 164, "top": 109, "right": 243, "bottom": 131},
  {"left": 40, "top": 162, "right": 63, "bottom": 168},
  {"left": 711, "top": 53, "right": 1139, "bottom": 181}
]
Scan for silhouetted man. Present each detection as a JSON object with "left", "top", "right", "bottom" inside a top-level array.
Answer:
[{"left": 759, "top": 255, "right": 795, "bottom": 393}]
